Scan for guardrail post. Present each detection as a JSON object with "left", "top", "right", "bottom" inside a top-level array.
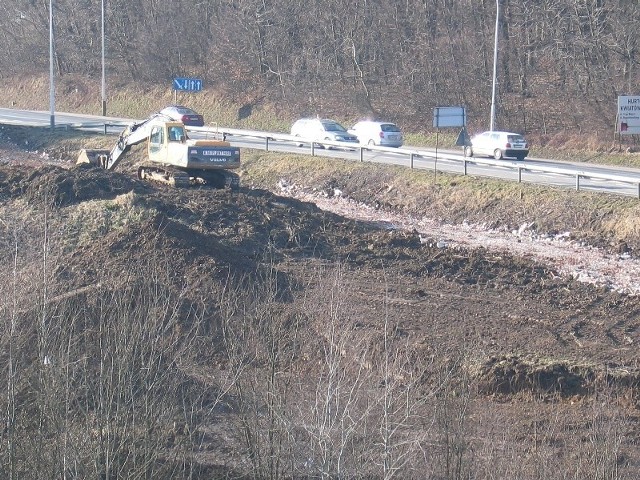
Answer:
[
  {"left": 576, "top": 174, "right": 580, "bottom": 191},
  {"left": 463, "top": 160, "right": 467, "bottom": 176},
  {"left": 104, "top": 123, "right": 108, "bottom": 135},
  {"left": 638, "top": 183, "right": 640, "bottom": 199},
  {"left": 518, "top": 167, "right": 522, "bottom": 183},
  {"left": 265, "top": 137, "right": 270, "bottom": 151},
  {"left": 410, "top": 153, "right": 415, "bottom": 169},
  {"left": 311, "top": 143, "right": 315, "bottom": 156},
  {"left": 360, "top": 148, "right": 364, "bottom": 162}
]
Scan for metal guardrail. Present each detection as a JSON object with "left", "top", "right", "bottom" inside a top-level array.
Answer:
[
  {"left": 432, "top": 151, "right": 640, "bottom": 198},
  {"left": 193, "top": 126, "right": 640, "bottom": 199},
  {"left": 82, "top": 120, "right": 640, "bottom": 199}
]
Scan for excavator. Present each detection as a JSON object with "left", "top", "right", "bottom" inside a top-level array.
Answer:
[{"left": 77, "top": 113, "right": 241, "bottom": 189}]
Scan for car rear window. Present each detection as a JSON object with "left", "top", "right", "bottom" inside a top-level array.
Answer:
[
  {"left": 381, "top": 124, "right": 400, "bottom": 132},
  {"left": 322, "top": 122, "right": 346, "bottom": 132},
  {"left": 508, "top": 135, "right": 525, "bottom": 142}
]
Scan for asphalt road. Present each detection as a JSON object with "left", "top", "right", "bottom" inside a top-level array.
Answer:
[{"left": 2, "top": 107, "right": 640, "bottom": 198}]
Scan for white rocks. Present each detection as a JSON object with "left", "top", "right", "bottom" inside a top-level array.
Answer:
[{"left": 278, "top": 187, "right": 640, "bottom": 295}]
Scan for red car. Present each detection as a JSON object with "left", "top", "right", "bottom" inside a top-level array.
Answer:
[{"left": 160, "top": 105, "right": 205, "bottom": 127}]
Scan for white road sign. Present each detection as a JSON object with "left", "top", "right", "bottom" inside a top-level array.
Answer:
[
  {"left": 433, "top": 106, "right": 466, "bottom": 128},
  {"left": 618, "top": 95, "right": 640, "bottom": 135}
]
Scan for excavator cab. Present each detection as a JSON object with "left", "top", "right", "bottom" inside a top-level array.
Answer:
[
  {"left": 148, "top": 122, "right": 191, "bottom": 167},
  {"left": 168, "top": 125, "right": 186, "bottom": 142}
]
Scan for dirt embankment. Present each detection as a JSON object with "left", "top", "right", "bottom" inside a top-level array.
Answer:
[
  {"left": 1, "top": 127, "right": 640, "bottom": 477},
  {"left": 1, "top": 127, "right": 639, "bottom": 391}
]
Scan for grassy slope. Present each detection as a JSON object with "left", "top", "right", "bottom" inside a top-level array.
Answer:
[
  {"left": 241, "top": 151, "right": 640, "bottom": 252},
  {"left": 3, "top": 74, "right": 640, "bottom": 162}
]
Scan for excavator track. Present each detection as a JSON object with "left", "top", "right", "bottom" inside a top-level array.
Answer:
[
  {"left": 138, "top": 164, "right": 191, "bottom": 188},
  {"left": 190, "top": 169, "right": 240, "bottom": 191}
]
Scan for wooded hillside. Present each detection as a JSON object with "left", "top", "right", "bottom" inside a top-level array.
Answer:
[{"left": 0, "top": 0, "right": 638, "bottom": 136}]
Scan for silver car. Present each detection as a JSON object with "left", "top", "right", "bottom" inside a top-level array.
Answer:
[
  {"left": 291, "top": 118, "right": 359, "bottom": 148},
  {"left": 464, "top": 131, "right": 529, "bottom": 160}
]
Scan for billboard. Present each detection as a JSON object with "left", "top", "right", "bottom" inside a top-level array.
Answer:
[{"left": 618, "top": 96, "right": 640, "bottom": 135}]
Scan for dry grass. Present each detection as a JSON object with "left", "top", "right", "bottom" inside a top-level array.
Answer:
[
  {"left": 4, "top": 75, "right": 640, "bottom": 251},
  {"left": 3, "top": 73, "right": 640, "bottom": 166},
  {"left": 602, "top": 203, "right": 640, "bottom": 240}
]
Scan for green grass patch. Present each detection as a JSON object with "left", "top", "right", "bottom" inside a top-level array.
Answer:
[
  {"left": 404, "top": 131, "right": 461, "bottom": 149},
  {"left": 241, "top": 150, "right": 368, "bottom": 184},
  {"left": 64, "top": 192, "right": 155, "bottom": 249}
]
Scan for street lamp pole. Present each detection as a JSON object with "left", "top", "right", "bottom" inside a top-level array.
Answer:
[
  {"left": 489, "top": 0, "right": 499, "bottom": 132},
  {"left": 101, "top": 0, "right": 106, "bottom": 116},
  {"left": 49, "top": 0, "right": 55, "bottom": 129}
]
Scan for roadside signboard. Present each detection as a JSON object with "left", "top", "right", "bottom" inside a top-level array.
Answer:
[
  {"left": 618, "top": 95, "right": 640, "bottom": 135},
  {"left": 173, "top": 77, "right": 203, "bottom": 92},
  {"left": 433, "top": 106, "right": 466, "bottom": 128},
  {"left": 432, "top": 106, "right": 467, "bottom": 181}
]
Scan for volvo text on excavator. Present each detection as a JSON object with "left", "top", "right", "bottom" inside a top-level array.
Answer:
[{"left": 77, "top": 113, "right": 241, "bottom": 189}]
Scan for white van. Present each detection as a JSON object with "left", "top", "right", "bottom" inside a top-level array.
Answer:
[{"left": 348, "top": 121, "right": 404, "bottom": 147}]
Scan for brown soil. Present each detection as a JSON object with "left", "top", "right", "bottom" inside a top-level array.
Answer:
[{"left": 1, "top": 128, "right": 639, "bottom": 477}]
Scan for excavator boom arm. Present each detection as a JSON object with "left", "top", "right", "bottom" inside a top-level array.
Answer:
[{"left": 105, "top": 114, "right": 171, "bottom": 170}]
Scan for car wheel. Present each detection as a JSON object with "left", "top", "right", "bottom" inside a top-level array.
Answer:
[
  {"left": 294, "top": 134, "right": 303, "bottom": 147},
  {"left": 368, "top": 139, "right": 376, "bottom": 146},
  {"left": 464, "top": 146, "right": 473, "bottom": 157},
  {"left": 516, "top": 154, "right": 526, "bottom": 161},
  {"left": 493, "top": 149, "right": 503, "bottom": 160},
  {"left": 324, "top": 137, "right": 332, "bottom": 150}
]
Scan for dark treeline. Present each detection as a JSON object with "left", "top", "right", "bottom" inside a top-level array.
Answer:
[{"left": 0, "top": 0, "right": 638, "bottom": 134}]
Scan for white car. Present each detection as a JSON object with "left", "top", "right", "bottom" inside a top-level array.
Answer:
[
  {"left": 348, "top": 121, "right": 404, "bottom": 147},
  {"left": 290, "top": 118, "right": 359, "bottom": 148},
  {"left": 464, "top": 131, "right": 529, "bottom": 160}
]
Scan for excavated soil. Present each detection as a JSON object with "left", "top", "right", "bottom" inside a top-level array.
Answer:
[
  {"left": 1, "top": 130, "right": 640, "bottom": 476},
  {"left": 3, "top": 158, "right": 638, "bottom": 371}
]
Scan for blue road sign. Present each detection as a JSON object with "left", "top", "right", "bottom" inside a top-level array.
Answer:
[{"left": 173, "top": 77, "right": 203, "bottom": 92}]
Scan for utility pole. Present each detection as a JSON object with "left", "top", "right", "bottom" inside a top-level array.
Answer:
[
  {"left": 490, "top": 0, "right": 499, "bottom": 132},
  {"left": 101, "top": 0, "right": 106, "bottom": 116},
  {"left": 49, "top": 0, "right": 55, "bottom": 129}
]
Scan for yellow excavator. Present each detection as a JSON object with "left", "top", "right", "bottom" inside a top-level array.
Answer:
[{"left": 77, "top": 113, "right": 241, "bottom": 189}]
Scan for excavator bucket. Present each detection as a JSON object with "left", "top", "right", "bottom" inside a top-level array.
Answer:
[{"left": 77, "top": 149, "right": 110, "bottom": 167}]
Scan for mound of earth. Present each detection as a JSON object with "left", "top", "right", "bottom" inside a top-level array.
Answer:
[
  {"left": 1, "top": 140, "right": 640, "bottom": 477},
  {"left": 4, "top": 159, "right": 639, "bottom": 388}
]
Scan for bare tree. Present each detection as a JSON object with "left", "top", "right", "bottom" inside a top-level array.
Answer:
[{"left": 218, "top": 261, "right": 302, "bottom": 479}]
